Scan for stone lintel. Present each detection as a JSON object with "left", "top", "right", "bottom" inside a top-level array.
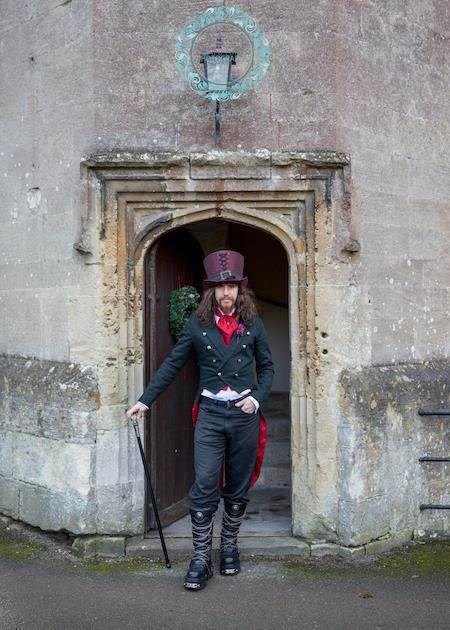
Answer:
[
  {"left": 82, "top": 151, "right": 189, "bottom": 169},
  {"left": 271, "top": 150, "right": 350, "bottom": 167},
  {"left": 82, "top": 150, "right": 350, "bottom": 176}
]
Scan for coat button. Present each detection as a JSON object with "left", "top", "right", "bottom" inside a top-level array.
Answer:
[
  {"left": 234, "top": 373, "right": 239, "bottom": 377},
  {"left": 212, "top": 359, "right": 217, "bottom": 363},
  {"left": 202, "top": 332, "right": 207, "bottom": 336},
  {"left": 242, "top": 344, "right": 246, "bottom": 348},
  {"left": 237, "top": 358, "right": 242, "bottom": 363},
  {"left": 206, "top": 345, "right": 211, "bottom": 350},
  {"left": 246, "top": 331, "right": 251, "bottom": 335},
  {"left": 217, "top": 372, "right": 222, "bottom": 376}
]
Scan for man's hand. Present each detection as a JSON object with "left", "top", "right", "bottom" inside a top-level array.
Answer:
[
  {"left": 234, "top": 397, "right": 257, "bottom": 414},
  {"left": 126, "top": 402, "right": 148, "bottom": 422}
]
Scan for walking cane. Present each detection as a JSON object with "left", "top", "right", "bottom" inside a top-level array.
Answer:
[{"left": 130, "top": 414, "right": 171, "bottom": 568}]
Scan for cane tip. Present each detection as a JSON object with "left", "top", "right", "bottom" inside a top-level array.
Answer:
[{"left": 166, "top": 562, "right": 172, "bottom": 569}]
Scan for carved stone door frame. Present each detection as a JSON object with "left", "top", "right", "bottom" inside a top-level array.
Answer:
[{"left": 81, "top": 150, "right": 359, "bottom": 541}]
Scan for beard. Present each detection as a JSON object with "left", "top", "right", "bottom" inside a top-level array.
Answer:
[{"left": 218, "top": 297, "right": 236, "bottom": 312}]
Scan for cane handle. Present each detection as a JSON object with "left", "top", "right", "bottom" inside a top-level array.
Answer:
[{"left": 130, "top": 414, "right": 141, "bottom": 437}]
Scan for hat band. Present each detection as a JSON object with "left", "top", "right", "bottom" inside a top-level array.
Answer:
[{"left": 209, "top": 270, "right": 242, "bottom": 281}]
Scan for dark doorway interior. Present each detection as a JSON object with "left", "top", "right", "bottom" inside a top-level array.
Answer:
[{"left": 144, "top": 219, "right": 291, "bottom": 536}]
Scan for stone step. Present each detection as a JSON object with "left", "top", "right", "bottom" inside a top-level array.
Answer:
[
  {"left": 263, "top": 392, "right": 290, "bottom": 417},
  {"left": 265, "top": 417, "right": 290, "bottom": 439},
  {"left": 264, "top": 439, "right": 290, "bottom": 466},
  {"left": 126, "top": 536, "right": 310, "bottom": 561},
  {"left": 257, "top": 463, "right": 291, "bottom": 488}
]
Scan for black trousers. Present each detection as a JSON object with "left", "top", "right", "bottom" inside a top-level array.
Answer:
[{"left": 188, "top": 397, "right": 260, "bottom": 511}]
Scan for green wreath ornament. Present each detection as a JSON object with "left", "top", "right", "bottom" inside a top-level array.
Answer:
[
  {"left": 175, "top": 6, "right": 270, "bottom": 102},
  {"left": 169, "top": 285, "right": 200, "bottom": 339}
]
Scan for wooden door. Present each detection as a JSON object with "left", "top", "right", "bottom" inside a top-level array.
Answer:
[{"left": 144, "top": 229, "right": 204, "bottom": 529}]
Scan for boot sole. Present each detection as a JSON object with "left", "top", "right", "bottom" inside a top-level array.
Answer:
[
  {"left": 184, "top": 575, "right": 212, "bottom": 590},
  {"left": 184, "top": 571, "right": 213, "bottom": 590},
  {"left": 220, "top": 568, "right": 240, "bottom": 575},
  {"left": 184, "top": 581, "right": 207, "bottom": 590}
]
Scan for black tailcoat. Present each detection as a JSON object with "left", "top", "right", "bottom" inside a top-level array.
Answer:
[{"left": 139, "top": 314, "right": 274, "bottom": 409}]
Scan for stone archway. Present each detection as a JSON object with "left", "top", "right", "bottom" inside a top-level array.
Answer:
[
  {"left": 82, "top": 151, "right": 357, "bottom": 542},
  {"left": 142, "top": 218, "right": 292, "bottom": 535}
]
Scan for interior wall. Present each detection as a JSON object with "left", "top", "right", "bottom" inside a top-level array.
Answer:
[{"left": 259, "top": 300, "right": 290, "bottom": 391}]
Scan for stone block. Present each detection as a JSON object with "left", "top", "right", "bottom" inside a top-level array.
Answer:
[
  {"left": 12, "top": 433, "right": 92, "bottom": 495},
  {"left": 0, "top": 477, "right": 19, "bottom": 518},
  {"left": 72, "top": 535, "right": 126, "bottom": 559},
  {"left": 337, "top": 545, "right": 366, "bottom": 558},
  {"left": 94, "top": 483, "right": 143, "bottom": 535},
  {"left": 95, "top": 427, "right": 130, "bottom": 487},
  {"left": 338, "top": 497, "right": 391, "bottom": 547},
  {"left": 0, "top": 355, "right": 98, "bottom": 443},
  {"left": 19, "top": 483, "right": 96, "bottom": 534},
  {"left": 0, "top": 432, "right": 14, "bottom": 476},
  {"left": 190, "top": 151, "right": 271, "bottom": 180},
  {"left": 311, "top": 543, "right": 340, "bottom": 557},
  {"left": 239, "top": 537, "right": 310, "bottom": 557},
  {"left": 365, "top": 530, "right": 413, "bottom": 556}
]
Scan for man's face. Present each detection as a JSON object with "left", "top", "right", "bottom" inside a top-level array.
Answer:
[{"left": 214, "top": 283, "right": 239, "bottom": 314}]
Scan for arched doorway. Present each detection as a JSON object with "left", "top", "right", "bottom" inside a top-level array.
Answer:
[{"left": 144, "top": 219, "right": 291, "bottom": 535}]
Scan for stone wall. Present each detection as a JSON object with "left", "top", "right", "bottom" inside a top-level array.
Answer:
[
  {"left": 0, "top": 1, "right": 448, "bottom": 540},
  {"left": 338, "top": 361, "right": 449, "bottom": 546}
]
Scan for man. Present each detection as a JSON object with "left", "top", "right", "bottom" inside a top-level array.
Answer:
[{"left": 127, "top": 249, "right": 274, "bottom": 590}]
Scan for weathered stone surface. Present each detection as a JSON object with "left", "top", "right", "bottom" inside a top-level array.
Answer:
[
  {"left": 310, "top": 543, "right": 340, "bottom": 557},
  {"left": 12, "top": 433, "right": 92, "bottom": 494},
  {"left": 126, "top": 536, "right": 310, "bottom": 560},
  {"left": 0, "top": 477, "right": 19, "bottom": 519},
  {"left": 0, "top": 355, "right": 99, "bottom": 443},
  {"left": 18, "top": 483, "right": 96, "bottom": 534},
  {"left": 72, "top": 535, "right": 126, "bottom": 558},
  {"left": 365, "top": 530, "right": 413, "bottom": 556},
  {"left": 338, "top": 361, "right": 449, "bottom": 545},
  {"left": 190, "top": 150, "right": 271, "bottom": 179},
  {"left": 0, "top": 0, "right": 448, "bottom": 546},
  {"left": 337, "top": 545, "right": 366, "bottom": 558}
]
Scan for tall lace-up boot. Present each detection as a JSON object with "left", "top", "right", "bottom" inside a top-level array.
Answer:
[
  {"left": 220, "top": 500, "right": 246, "bottom": 575},
  {"left": 184, "top": 508, "right": 214, "bottom": 590}
]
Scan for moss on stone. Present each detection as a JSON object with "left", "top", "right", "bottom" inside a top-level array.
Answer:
[
  {"left": 0, "top": 536, "right": 44, "bottom": 559},
  {"left": 283, "top": 542, "right": 449, "bottom": 581},
  {"left": 378, "top": 542, "right": 449, "bottom": 576}
]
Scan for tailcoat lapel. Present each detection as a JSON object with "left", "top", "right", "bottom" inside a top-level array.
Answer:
[
  {"left": 196, "top": 317, "right": 254, "bottom": 369},
  {"left": 202, "top": 324, "right": 224, "bottom": 354}
]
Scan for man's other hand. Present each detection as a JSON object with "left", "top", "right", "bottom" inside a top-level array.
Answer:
[{"left": 234, "top": 397, "right": 256, "bottom": 414}]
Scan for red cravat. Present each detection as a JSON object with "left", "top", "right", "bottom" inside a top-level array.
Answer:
[{"left": 215, "top": 308, "right": 238, "bottom": 346}]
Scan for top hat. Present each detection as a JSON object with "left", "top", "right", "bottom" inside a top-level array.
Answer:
[{"left": 202, "top": 250, "right": 248, "bottom": 289}]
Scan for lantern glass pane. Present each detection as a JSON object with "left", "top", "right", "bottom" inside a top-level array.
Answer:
[{"left": 206, "top": 54, "right": 230, "bottom": 88}]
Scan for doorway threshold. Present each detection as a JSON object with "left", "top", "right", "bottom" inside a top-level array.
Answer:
[
  {"left": 127, "top": 487, "right": 307, "bottom": 560},
  {"left": 145, "top": 487, "right": 292, "bottom": 539}
]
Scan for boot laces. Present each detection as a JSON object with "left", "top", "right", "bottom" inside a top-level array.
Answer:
[
  {"left": 192, "top": 518, "right": 214, "bottom": 565},
  {"left": 220, "top": 508, "right": 245, "bottom": 553}
]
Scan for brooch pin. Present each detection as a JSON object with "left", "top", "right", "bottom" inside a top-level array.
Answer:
[{"left": 236, "top": 323, "right": 245, "bottom": 337}]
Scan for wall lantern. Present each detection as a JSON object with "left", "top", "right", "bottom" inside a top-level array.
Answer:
[
  {"left": 200, "top": 33, "right": 236, "bottom": 144},
  {"left": 176, "top": 6, "right": 270, "bottom": 146}
]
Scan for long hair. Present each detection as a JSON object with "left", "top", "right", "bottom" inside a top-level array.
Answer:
[{"left": 195, "top": 285, "right": 259, "bottom": 327}]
